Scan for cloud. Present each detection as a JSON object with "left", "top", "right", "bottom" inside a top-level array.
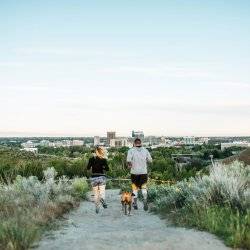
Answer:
[
  {"left": 0, "top": 62, "right": 25, "bottom": 67},
  {"left": 205, "top": 81, "right": 250, "bottom": 89},
  {"left": 57, "top": 97, "right": 250, "bottom": 116},
  {"left": 100, "top": 64, "right": 211, "bottom": 78},
  {"left": 14, "top": 47, "right": 106, "bottom": 56}
]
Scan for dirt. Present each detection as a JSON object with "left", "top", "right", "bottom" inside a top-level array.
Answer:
[{"left": 37, "top": 189, "right": 231, "bottom": 250}]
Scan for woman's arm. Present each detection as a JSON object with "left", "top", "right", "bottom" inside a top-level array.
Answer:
[
  {"left": 103, "top": 159, "right": 109, "bottom": 171},
  {"left": 87, "top": 157, "right": 93, "bottom": 170}
]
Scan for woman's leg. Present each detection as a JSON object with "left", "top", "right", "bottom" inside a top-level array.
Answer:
[
  {"left": 99, "top": 184, "right": 108, "bottom": 208},
  {"left": 99, "top": 184, "right": 106, "bottom": 200},
  {"left": 92, "top": 185, "right": 100, "bottom": 212}
]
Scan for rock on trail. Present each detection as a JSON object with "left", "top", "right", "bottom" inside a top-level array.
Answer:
[{"left": 37, "top": 189, "right": 231, "bottom": 250}]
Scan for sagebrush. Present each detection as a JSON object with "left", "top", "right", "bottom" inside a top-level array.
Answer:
[
  {"left": 148, "top": 161, "right": 250, "bottom": 249},
  {"left": 0, "top": 167, "right": 89, "bottom": 250}
]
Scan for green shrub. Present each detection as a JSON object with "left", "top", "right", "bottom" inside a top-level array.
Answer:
[
  {"left": 0, "top": 168, "right": 89, "bottom": 250},
  {"left": 71, "top": 177, "right": 89, "bottom": 198},
  {"left": 172, "top": 206, "right": 250, "bottom": 249},
  {"left": 148, "top": 161, "right": 250, "bottom": 249},
  {"left": 0, "top": 217, "right": 39, "bottom": 250}
]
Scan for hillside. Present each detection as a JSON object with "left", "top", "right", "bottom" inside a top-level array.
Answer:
[{"left": 222, "top": 148, "right": 250, "bottom": 165}]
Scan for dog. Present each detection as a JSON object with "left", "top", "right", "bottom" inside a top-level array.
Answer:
[{"left": 121, "top": 191, "right": 133, "bottom": 215}]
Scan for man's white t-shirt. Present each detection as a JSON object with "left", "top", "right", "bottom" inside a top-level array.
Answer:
[{"left": 127, "top": 147, "right": 152, "bottom": 175}]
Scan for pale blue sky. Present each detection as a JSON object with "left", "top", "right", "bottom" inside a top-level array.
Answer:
[{"left": 0, "top": 0, "right": 250, "bottom": 136}]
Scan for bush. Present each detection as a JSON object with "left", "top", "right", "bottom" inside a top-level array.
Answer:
[
  {"left": 0, "top": 167, "right": 89, "bottom": 250},
  {"left": 148, "top": 161, "right": 250, "bottom": 249},
  {"left": 172, "top": 206, "right": 250, "bottom": 249},
  {"left": 0, "top": 148, "right": 88, "bottom": 181},
  {"left": 71, "top": 177, "right": 89, "bottom": 198}
]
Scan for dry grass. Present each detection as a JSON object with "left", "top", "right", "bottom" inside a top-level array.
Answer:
[
  {"left": 148, "top": 161, "right": 250, "bottom": 249},
  {"left": 0, "top": 168, "right": 89, "bottom": 250},
  {"left": 223, "top": 148, "right": 250, "bottom": 165}
]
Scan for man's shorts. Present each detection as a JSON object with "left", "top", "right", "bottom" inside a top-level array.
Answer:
[{"left": 131, "top": 174, "right": 148, "bottom": 189}]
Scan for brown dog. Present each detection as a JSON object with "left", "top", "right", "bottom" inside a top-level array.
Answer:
[{"left": 121, "top": 191, "right": 132, "bottom": 215}]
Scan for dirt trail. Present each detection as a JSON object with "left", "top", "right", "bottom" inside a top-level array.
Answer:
[{"left": 37, "top": 190, "right": 231, "bottom": 250}]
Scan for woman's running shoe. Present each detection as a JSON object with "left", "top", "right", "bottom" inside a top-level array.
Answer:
[{"left": 100, "top": 198, "right": 108, "bottom": 209}]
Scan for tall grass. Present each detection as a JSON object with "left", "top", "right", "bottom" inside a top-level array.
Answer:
[
  {"left": 148, "top": 161, "right": 250, "bottom": 249},
  {"left": 0, "top": 168, "right": 89, "bottom": 250}
]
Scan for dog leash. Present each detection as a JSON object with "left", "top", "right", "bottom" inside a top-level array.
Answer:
[
  {"left": 106, "top": 175, "right": 176, "bottom": 184},
  {"left": 86, "top": 176, "right": 175, "bottom": 184}
]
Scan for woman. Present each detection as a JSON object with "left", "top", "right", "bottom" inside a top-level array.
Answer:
[{"left": 87, "top": 146, "right": 109, "bottom": 213}]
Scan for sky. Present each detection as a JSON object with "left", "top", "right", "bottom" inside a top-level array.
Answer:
[{"left": 0, "top": 0, "right": 250, "bottom": 137}]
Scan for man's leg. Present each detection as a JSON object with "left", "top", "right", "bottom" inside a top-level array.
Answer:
[
  {"left": 141, "top": 183, "right": 148, "bottom": 211},
  {"left": 140, "top": 174, "right": 148, "bottom": 211},
  {"left": 131, "top": 183, "right": 139, "bottom": 210}
]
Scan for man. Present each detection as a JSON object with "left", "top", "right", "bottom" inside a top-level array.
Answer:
[{"left": 127, "top": 138, "right": 152, "bottom": 211}]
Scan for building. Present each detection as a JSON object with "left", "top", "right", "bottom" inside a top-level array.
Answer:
[
  {"left": 198, "top": 137, "right": 210, "bottom": 145},
  {"left": 72, "top": 140, "right": 84, "bottom": 146},
  {"left": 39, "top": 140, "right": 50, "bottom": 147},
  {"left": 107, "top": 131, "right": 116, "bottom": 145},
  {"left": 110, "top": 138, "right": 128, "bottom": 148},
  {"left": 94, "top": 136, "right": 101, "bottom": 146},
  {"left": 147, "top": 136, "right": 162, "bottom": 145},
  {"left": 48, "top": 142, "right": 56, "bottom": 147},
  {"left": 21, "top": 140, "right": 35, "bottom": 148},
  {"left": 21, "top": 147, "right": 38, "bottom": 154},
  {"left": 183, "top": 136, "right": 196, "bottom": 145},
  {"left": 132, "top": 130, "right": 144, "bottom": 139},
  {"left": 221, "top": 142, "right": 250, "bottom": 150},
  {"left": 54, "top": 141, "right": 63, "bottom": 147},
  {"left": 161, "top": 136, "right": 167, "bottom": 144}
]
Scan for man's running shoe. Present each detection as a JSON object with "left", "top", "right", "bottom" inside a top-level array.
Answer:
[
  {"left": 100, "top": 198, "right": 108, "bottom": 209},
  {"left": 95, "top": 206, "right": 100, "bottom": 214}
]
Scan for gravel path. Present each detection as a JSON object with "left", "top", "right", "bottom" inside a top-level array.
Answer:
[{"left": 37, "top": 189, "right": 231, "bottom": 250}]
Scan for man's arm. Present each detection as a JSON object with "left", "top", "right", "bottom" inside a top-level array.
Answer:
[
  {"left": 127, "top": 149, "right": 133, "bottom": 168},
  {"left": 146, "top": 150, "right": 153, "bottom": 163}
]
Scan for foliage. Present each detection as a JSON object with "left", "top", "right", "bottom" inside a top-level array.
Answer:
[
  {"left": 148, "top": 161, "right": 250, "bottom": 249},
  {"left": 71, "top": 177, "right": 89, "bottom": 198},
  {"left": 0, "top": 143, "right": 241, "bottom": 184},
  {"left": 0, "top": 148, "right": 89, "bottom": 181},
  {"left": 38, "top": 146, "right": 92, "bottom": 158},
  {"left": 0, "top": 168, "right": 89, "bottom": 250},
  {"left": 173, "top": 205, "right": 250, "bottom": 249}
]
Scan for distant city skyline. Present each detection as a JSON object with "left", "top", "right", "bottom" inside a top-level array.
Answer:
[
  {"left": 0, "top": 130, "right": 249, "bottom": 137},
  {"left": 1, "top": 1, "right": 250, "bottom": 136}
]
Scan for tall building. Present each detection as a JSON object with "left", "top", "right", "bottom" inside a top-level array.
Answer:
[
  {"left": 39, "top": 140, "right": 50, "bottom": 147},
  {"left": 72, "top": 140, "right": 84, "bottom": 146},
  {"left": 94, "top": 136, "right": 100, "bottom": 146},
  {"left": 183, "top": 136, "right": 196, "bottom": 145},
  {"left": 161, "top": 136, "right": 167, "bottom": 144},
  {"left": 107, "top": 131, "right": 116, "bottom": 145},
  {"left": 21, "top": 147, "right": 38, "bottom": 154},
  {"left": 110, "top": 138, "right": 128, "bottom": 148},
  {"left": 132, "top": 130, "right": 144, "bottom": 139},
  {"left": 21, "top": 140, "right": 35, "bottom": 148},
  {"left": 62, "top": 140, "right": 73, "bottom": 147}
]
